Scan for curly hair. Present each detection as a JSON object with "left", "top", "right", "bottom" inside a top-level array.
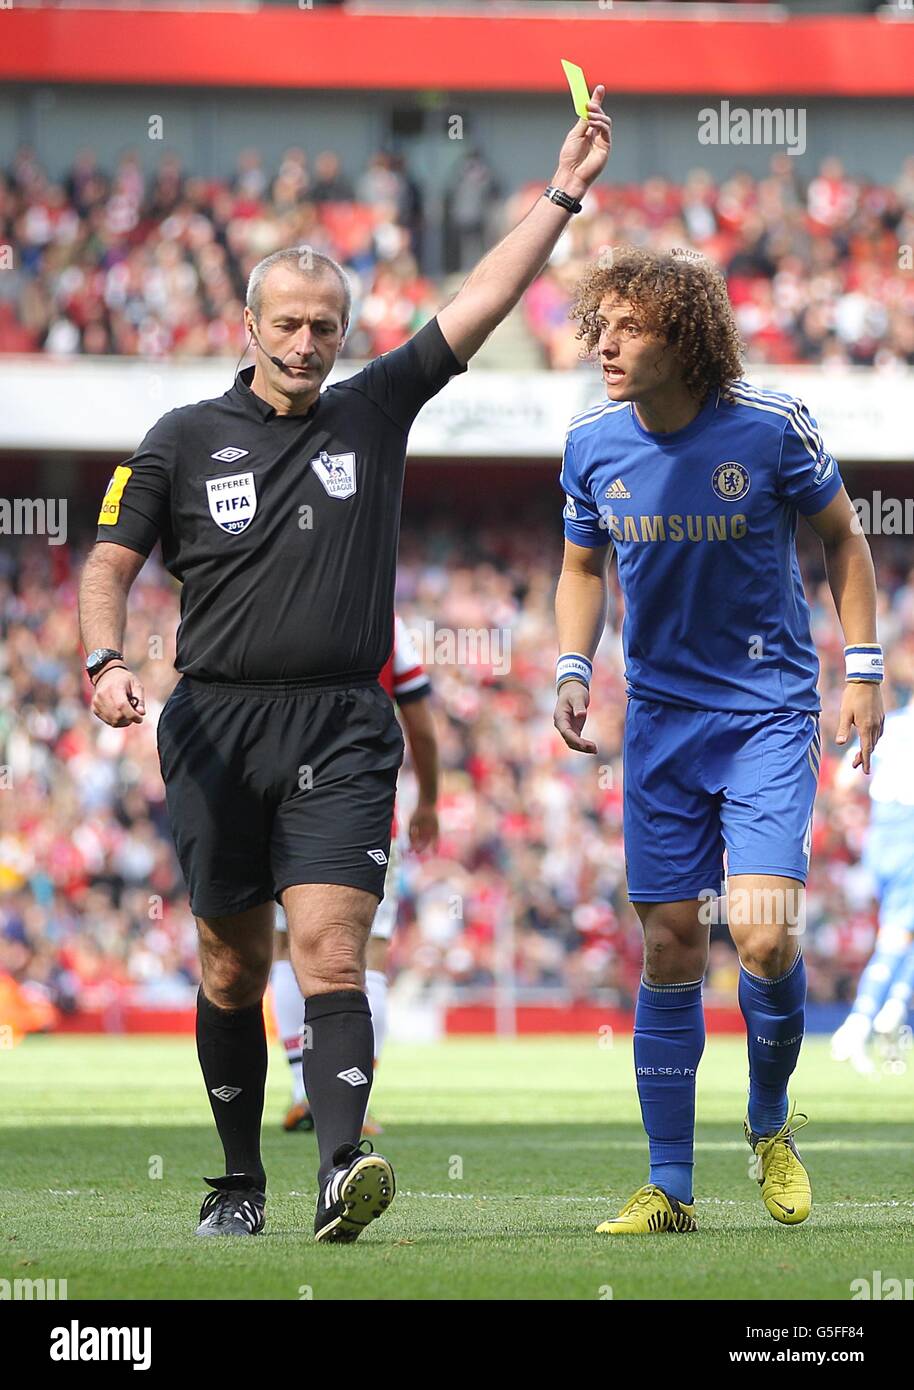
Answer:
[{"left": 568, "top": 247, "right": 744, "bottom": 400}]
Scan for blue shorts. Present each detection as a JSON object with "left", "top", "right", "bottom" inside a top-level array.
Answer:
[{"left": 623, "top": 697, "right": 820, "bottom": 902}]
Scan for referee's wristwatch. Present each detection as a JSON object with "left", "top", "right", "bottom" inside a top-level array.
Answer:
[
  {"left": 544, "top": 184, "right": 583, "bottom": 215},
  {"left": 86, "top": 647, "right": 125, "bottom": 683}
]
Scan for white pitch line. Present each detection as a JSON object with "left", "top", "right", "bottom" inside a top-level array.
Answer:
[
  {"left": 395, "top": 1192, "right": 914, "bottom": 1209},
  {"left": 286, "top": 1189, "right": 914, "bottom": 1209},
  {"left": 44, "top": 1188, "right": 913, "bottom": 1211}
]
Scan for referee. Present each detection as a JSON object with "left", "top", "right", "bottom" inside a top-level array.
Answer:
[{"left": 78, "top": 91, "right": 611, "bottom": 1243}]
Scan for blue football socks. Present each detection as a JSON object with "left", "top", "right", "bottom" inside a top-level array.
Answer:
[
  {"left": 739, "top": 950, "right": 806, "bottom": 1137},
  {"left": 634, "top": 977, "right": 705, "bottom": 1205}
]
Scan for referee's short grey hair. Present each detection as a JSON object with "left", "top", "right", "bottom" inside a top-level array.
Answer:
[{"left": 246, "top": 247, "right": 351, "bottom": 328}]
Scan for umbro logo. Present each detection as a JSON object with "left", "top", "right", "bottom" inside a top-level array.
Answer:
[
  {"left": 604, "top": 477, "right": 631, "bottom": 499},
  {"left": 367, "top": 849, "right": 388, "bottom": 865},
  {"left": 211, "top": 447, "right": 250, "bottom": 463},
  {"left": 337, "top": 1067, "right": 369, "bottom": 1087},
  {"left": 210, "top": 1085, "right": 242, "bottom": 1102}
]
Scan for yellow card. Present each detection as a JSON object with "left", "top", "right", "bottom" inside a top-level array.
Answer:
[{"left": 561, "top": 59, "right": 591, "bottom": 122}]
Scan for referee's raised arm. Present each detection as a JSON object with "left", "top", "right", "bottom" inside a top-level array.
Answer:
[{"left": 436, "top": 85, "right": 611, "bottom": 365}]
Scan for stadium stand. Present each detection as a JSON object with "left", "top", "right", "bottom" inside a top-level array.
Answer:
[{"left": 3, "top": 147, "right": 914, "bottom": 367}]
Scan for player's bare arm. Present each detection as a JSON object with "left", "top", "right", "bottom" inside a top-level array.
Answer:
[
  {"left": 78, "top": 541, "right": 147, "bottom": 727},
  {"left": 553, "top": 537, "right": 609, "bottom": 755},
  {"left": 806, "top": 486, "right": 884, "bottom": 773},
  {"left": 436, "top": 86, "right": 611, "bottom": 366},
  {"left": 400, "top": 697, "right": 440, "bottom": 851}
]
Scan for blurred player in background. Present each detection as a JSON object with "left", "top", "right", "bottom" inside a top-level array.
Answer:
[
  {"left": 831, "top": 693, "right": 914, "bottom": 1073},
  {"left": 272, "top": 614, "right": 438, "bottom": 1134},
  {"left": 554, "top": 247, "right": 883, "bottom": 1235}
]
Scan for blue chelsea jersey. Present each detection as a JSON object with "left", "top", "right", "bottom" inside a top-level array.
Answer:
[{"left": 560, "top": 382, "right": 844, "bottom": 713}]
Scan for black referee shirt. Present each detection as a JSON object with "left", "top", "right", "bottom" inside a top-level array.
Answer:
[{"left": 96, "top": 317, "right": 467, "bottom": 683}]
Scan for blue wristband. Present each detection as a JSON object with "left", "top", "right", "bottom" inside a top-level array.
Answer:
[
  {"left": 556, "top": 653, "right": 593, "bottom": 691},
  {"left": 845, "top": 645, "right": 884, "bottom": 682}
]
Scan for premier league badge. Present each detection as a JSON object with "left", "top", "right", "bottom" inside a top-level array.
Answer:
[{"left": 310, "top": 450, "right": 357, "bottom": 500}]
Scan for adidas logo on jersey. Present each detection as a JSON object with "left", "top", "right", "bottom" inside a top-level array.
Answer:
[{"left": 604, "top": 478, "right": 631, "bottom": 499}]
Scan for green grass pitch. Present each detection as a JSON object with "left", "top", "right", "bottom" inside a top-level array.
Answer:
[{"left": 1, "top": 1034, "right": 910, "bottom": 1301}]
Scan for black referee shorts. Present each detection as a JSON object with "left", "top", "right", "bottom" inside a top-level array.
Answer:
[{"left": 156, "top": 675, "right": 404, "bottom": 919}]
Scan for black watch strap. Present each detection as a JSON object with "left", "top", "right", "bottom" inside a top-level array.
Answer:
[
  {"left": 544, "top": 184, "right": 583, "bottom": 215},
  {"left": 86, "top": 647, "right": 124, "bottom": 681}
]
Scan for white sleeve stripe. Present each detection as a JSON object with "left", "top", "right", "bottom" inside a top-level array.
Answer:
[
  {"left": 730, "top": 377, "right": 796, "bottom": 405},
  {"left": 786, "top": 411, "right": 822, "bottom": 463},
  {"left": 394, "top": 659, "right": 425, "bottom": 685},
  {"left": 727, "top": 382, "right": 824, "bottom": 456},
  {"left": 394, "top": 671, "right": 430, "bottom": 695},
  {"left": 725, "top": 386, "right": 823, "bottom": 463},
  {"left": 569, "top": 398, "right": 629, "bottom": 422},
  {"left": 561, "top": 400, "right": 627, "bottom": 430}
]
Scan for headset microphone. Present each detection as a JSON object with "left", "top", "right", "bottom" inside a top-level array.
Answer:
[{"left": 247, "top": 325, "right": 289, "bottom": 371}]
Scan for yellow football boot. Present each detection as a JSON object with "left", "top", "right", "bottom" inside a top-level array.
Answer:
[
  {"left": 745, "top": 1105, "right": 811, "bottom": 1225},
  {"left": 596, "top": 1183, "right": 697, "bottom": 1235}
]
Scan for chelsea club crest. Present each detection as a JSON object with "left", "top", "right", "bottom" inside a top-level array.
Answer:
[{"left": 711, "top": 462, "right": 750, "bottom": 502}]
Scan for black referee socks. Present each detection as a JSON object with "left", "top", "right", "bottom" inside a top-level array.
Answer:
[
  {"left": 302, "top": 989, "right": 375, "bottom": 1183},
  {"left": 196, "top": 987, "right": 268, "bottom": 1191}
]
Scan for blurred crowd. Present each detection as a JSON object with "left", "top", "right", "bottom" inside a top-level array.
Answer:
[
  {"left": 2, "top": 144, "right": 914, "bottom": 367},
  {"left": 520, "top": 156, "right": 914, "bottom": 369},
  {"left": 1, "top": 145, "right": 434, "bottom": 360},
  {"left": 2, "top": 520, "right": 913, "bottom": 1021}
]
